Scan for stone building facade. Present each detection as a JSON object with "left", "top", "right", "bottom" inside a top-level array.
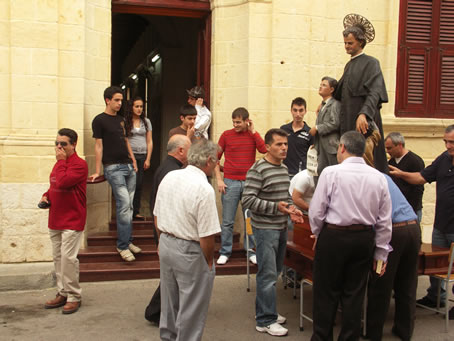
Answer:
[{"left": 0, "top": 0, "right": 452, "bottom": 263}]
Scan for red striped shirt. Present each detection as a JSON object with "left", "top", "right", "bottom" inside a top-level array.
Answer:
[{"left": 218, "top": 129, "right": 267, "bottom": 180}]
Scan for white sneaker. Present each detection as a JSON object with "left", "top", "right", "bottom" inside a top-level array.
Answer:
[
  {"left": 217, "top": 255, "right": 229, "bottom": 265},
  {"left": 249, "top": 255, "right": 257, "bottom": 265},
  {"left": 117, "top": 248, "right": 135, "bottom": 262},
  {"left": 256, "top": 322, "right": 288, "bottom": 336},
  {"left": 128, "top": 243, "right": 142, "bottom": 254},
  {"left": 277, "top": 314, "right": 286, "bottom": 324}
]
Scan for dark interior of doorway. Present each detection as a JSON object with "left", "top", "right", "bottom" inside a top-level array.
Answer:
[{"left": 111, "top": 13, "right": 202, "bottom": 216}]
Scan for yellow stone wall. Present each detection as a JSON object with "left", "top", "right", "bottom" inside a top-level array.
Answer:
[
  {"left": 0, "top": 0, "right": 112, "bottom": 263},
  {"left": 0, "top": 0, "right": 452, "bottom": 263}
]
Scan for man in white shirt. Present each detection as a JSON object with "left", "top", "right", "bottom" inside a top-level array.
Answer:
[
  {"left": 289, "top": 168, "right": 316, "bottom": 213},
  {"left": 187, "top": 86, "right": 212, "bottom": 139},
  {"left": 154, "top": 139, "right": 220, "bottom": 341}
]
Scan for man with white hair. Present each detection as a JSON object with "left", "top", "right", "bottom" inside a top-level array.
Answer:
[{"left": 154, "top": 139, "right": 221, "bottom": 341}]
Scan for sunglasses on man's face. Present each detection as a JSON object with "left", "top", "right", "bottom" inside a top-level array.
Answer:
[{"left": 55, "top": 141, "right": 68, "bottom": 147}]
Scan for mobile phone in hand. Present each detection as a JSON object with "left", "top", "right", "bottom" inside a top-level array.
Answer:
[{"left": 38, "top": 200, "right": 51, "bottom": 209}]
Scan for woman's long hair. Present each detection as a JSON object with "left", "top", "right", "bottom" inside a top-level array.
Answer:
[{"left": 124, "top": 96, "right": 148, "bottom": 136}]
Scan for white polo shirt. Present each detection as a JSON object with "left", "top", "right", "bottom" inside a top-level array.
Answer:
[
  {"left": 289, "top": 169, "right": 315, "bottom": 206},
  {"left": 154, "top": 165, "right": 221, "bottom": 241}
]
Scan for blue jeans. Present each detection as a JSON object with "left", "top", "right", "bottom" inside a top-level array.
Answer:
[
  {"left": 426, "top": 228, "right": 454, "bottom": 303},
  {"left": 219, "top": 178, "right": 255, "bottom": 257},
  {"left": 104, "top": 163, "right": 136, "bottom": 250},
  {"left": 255, "top": 228, "right": 287, "bottom": 327}
]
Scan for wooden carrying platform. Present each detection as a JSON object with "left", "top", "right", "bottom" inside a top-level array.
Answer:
[
  {"left": 284, "top": 219, "right": 451, "bottom": 332},
  {"left": 286, "top": 220, "right": 451, "bottom": 278},
  {"left": 285, "top": 219, "right": 314, "bottom": 281}
]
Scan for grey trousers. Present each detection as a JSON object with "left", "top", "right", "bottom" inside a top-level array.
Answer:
[{"left": 159, "top": 233, "right": 215, "bottom": 341}]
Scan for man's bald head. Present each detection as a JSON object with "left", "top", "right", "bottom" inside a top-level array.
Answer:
[{"left": 167, "top": 135, "right": 191, "bottom": 165}]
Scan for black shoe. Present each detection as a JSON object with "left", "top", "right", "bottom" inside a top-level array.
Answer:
[
  {"left": 416, "top": 296, "right": 445, "bottom": 308},
  {"left": 391, "top": 327, "right": 410, "bottom": 341},
  {"left": 449, "top": 307, "right": 454, "bottom": 320}
]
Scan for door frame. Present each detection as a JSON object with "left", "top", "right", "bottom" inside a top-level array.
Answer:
[{"left": 111, "top": 0, "right": 212, "bottom": 105}]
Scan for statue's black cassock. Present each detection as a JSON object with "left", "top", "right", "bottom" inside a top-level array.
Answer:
[{"left": 334, "top": 53, "right": 389, "bottom": 173}]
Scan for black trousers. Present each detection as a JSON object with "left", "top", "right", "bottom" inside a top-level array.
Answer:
[
  {"left": 311, "top": 227, "right": 375, "bottom": 341},
  {"left": 133, "top": 153, "right": 146, "bottom": 217},
  {"left": 145, "top": 284, "right": 161, "bottom": 324},
  {"left": 366, "top": 223, "right": 421, "bottom": 341}
]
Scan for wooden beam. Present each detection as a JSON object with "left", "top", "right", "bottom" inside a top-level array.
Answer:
[{"left": 112, "top": 0, "right": 210, "bottom": 18}]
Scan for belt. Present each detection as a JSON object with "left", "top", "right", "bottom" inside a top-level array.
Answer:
[
  {"left": 102, "top": 161, "right": 132, "bottom": 166},
  {"left": 161, "top": 231, "right": 195, "bottom": 242},
  {"left": 392, "top": 220, "right": 417, "bottom": 228},
  {"left": 161, "top": 231, "right": 178, "bottom": 238},
  {"left": 325, "top": 223, "right": 372, "bottom": 231}
]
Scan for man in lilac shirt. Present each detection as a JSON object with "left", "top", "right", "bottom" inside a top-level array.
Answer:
[{"left": 309, "top": 131, "right": 392, "bottom": 341}]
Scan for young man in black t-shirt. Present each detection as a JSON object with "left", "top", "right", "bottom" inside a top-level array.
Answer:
[
  {"left": 280, "top": 97, "right": 314, "bottom": 178},
  {"left": 89, "top": 86, "right": 140, "bottom": 262}
]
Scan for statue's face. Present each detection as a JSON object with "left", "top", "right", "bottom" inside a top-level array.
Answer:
[
  {"left": 319, "top": 80, "right": 334, "bottom": 98},
  {"left": 344, "top": 33, "right": 362, "bottom": 57}
]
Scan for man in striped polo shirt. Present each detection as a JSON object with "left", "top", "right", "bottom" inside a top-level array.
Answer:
[
  {"left": 243, "top": 128, "right": 304, "bottom": 337},
  {"left": 215, "top": 107, "right": 267, "bottom": 265}
]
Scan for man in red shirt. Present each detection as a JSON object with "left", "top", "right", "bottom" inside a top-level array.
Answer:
[
  {"left": 215, "top": 107, "right": 267, "bottom": 265},
  {"left": 39, "top": 128, "right": 88, "bottom": 314}
]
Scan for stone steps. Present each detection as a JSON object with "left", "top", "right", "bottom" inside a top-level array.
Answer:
[
  {"left": 78, "top": 242, "right": 248, "bottom": 263},
  {"left": 87, "top": 229, "right": 239, "bottom": 246},
  {"left": 78, "top": 219, "right": 256, "bottom": 282},
  {"left": 79, "top": 258, "right": 256, "bottom": 282}
]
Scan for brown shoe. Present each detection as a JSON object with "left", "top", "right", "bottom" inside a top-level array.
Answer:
[
  {"left": 62, "top": 301, "right": 81, "bottom": 314},
  {"left": 44, "top": 294, "right": 67, "bottom": 309}
]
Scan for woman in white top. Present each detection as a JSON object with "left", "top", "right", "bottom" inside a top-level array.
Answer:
[{"left": 125, "top": 97, "right": 153, "bottom": 220}]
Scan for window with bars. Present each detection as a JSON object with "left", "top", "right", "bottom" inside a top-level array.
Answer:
[{"left": 396, "top": 0, "right": 454, "bottom": 118}]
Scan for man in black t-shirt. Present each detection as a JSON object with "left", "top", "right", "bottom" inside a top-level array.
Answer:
[
  {"left": 145, "top": 134, "right": 191, "bottom": 325},
  {"left": 280, "top": 97, "right": 313, "bottom": 178},
  {"left": 389, "top": 125, "right": 454, "bottom": 316},
  {"left": 385, "top": 132, "right": 425, "bottom": 221},
  {"left": 89, "top": 86, "right": 140, "bottom": 262}
]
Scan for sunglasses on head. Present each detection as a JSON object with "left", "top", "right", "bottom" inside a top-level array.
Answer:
[{"left": 55, "top": 141, "right": 68, "bottom": 147}]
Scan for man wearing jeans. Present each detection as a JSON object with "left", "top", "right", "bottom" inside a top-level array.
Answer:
[
  {"left": 243, "top": 128, "right": 304, "bottom": 337},
  {"left": 390, "top": 124, "right": 454, "bottom": 318},
  {"left": 90, "top": 86, "right": 140, "bottom": 262},
  {"left": 215, "top": 107, "right": 267, "bottom": 265},
  {"left": 40, "top": 128, "right": 88, "bottom": 314}
]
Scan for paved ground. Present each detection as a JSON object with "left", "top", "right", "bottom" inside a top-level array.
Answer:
[{"left": 0, "top": 275, "right": 452, "bottom": 341}]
